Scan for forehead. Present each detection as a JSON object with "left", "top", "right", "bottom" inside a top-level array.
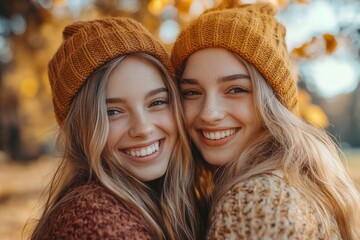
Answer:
[
  {"left": 106, "top": 56, "right": 166, "bottom": 97},
  {"left": 182, "top": 48, "right": 248, "bottom": 80}
]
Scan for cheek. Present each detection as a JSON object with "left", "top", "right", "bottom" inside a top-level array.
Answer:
[
  {"left": 106, "top": 131, "right": 116, "bottom": 149},
  {"left": 154, "top": 111, "right": 177, "bottom": 136},
  {"left": 183, "top": 102, "right": 198, "bottom": 126},
  {"left": 248, "top": 100, "right": 260, "bottom": 127},
  {"left": 233, "top": 99, "right": 260, "bottom": 129},
  {"left": 106, "top": 121, "right": 127, "bottom": 148}
]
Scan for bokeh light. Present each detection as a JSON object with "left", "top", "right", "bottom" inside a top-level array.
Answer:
[
  {"left": 159, "top": 19, "right": 179, "bottom": 44},
  {"left": 20, "top": 78, "right": 39, "bottom": 98},
  {"left": 303, "top": 57, "right": 359, "bottom": 98},
  {"left": 11, "top": 14, "right": 26, "bottom": 35}
]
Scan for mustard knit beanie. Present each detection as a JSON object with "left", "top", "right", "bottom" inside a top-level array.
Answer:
[
  {"left": 48, "top": 17, "right": 172, "bottom": 124},
  {"left": 171, "top": 2, "right": 297, "bottom": 111}
]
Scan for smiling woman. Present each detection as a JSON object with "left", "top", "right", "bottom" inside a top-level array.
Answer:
[
  {"left": 171, "top": 2, "right": 360, "bottom": 239},
  {"left": 28, "top": 17, "right": 197, "bottom": 240},
  {"left": 180, "top": 48, "right": 261, "bottom": 166},
  {"left": 105, "top": 55, "right": 177, "bottom": 182}
]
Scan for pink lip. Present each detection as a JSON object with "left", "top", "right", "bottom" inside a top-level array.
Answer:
[
  {"left": 197, "top": 128, "right": 239, "bottom": 147},
  {"left": 121, "top": 139, "right": 163, "bottom": 165}
]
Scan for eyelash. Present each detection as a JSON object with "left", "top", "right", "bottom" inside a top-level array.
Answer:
[
  {"left": 181, "top": 89, "right": 200, "bottom": 97},
  {"left": 181, "top": 86, "right": 248, "bottom": 98},
  {"left": 227, "top": 86, "right": 248, "bottom": 94},
  {"left": 149, "top": 98, "right": 169, "bottom": 107},
  {"left": 107, "top": 97, "right": 169, "bottom": 116},
  {"left": 107, "top": 109, "right": 122, "bottom": 116}
]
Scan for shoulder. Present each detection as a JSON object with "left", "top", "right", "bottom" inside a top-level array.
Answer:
[
  {"left": 226, "top": 173, "right": 302, "bottom": 205},
  {"left": 44, "top": 183, "right": 154, "bottom": 240},
  {"left": 208, "top": 174, "right": 323, "bottom": 239}
]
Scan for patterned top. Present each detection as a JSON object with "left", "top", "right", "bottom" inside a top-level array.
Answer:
[
  {"left": 207, "top": 174, "right": 341, "bottom": 240},
  {"left": 39, "top": 183, "right": 155, "bottom": 240}
]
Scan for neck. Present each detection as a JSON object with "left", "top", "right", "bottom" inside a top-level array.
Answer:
[{"left": 145, "top": 176, "right": 164, "bottom": 203}]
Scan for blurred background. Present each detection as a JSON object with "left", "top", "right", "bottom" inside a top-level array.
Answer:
[{"left": 0, "top": 0, "right": 359, "bottom": 239}]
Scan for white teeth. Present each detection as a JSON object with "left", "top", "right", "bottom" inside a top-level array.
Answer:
[
  {"left": 125, "top": 141, "right": 160, "bottom": 157},
  {"left": 203, "top": 129, "right": 236, "bottom": 140},
  {"left": 215, "top": 132, "right": 221, "bottom": 139},
  {"left": 146, "top": 147, "right": 152, "bottom": 155}
]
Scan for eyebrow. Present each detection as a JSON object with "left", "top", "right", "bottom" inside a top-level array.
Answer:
[
  {"left": 219, "top": 74, "right": 250, "bottom": 83},
  {"left": 180, "top": 74, "right": 250, "bottom": 85},
  {"left": 106, "top": 87, "right": 168, "bottom": 104}
]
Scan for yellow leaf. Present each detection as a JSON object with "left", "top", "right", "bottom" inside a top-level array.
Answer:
[
  {"left": 304, "top": 104, "right": 329, "bottom": 128},
  {"left": 176, "top": 0, "right": 192, "bottom": 13},
  {"left": 148, "top": 0, "right": 166, "bottom": 16},
  {"left": 20, "top": 78, "right": 39, "bottom": 98},
  {"left": 292, "top": 36, "right": 317, "bottom": 58}
]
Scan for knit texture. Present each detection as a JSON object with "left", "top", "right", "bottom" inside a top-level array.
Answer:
[
  {"left": 171, "top": 3, "right": 298, "bottom": 111},
  {"left": 39, "top": 183, "right": 155, "bottom": 240},
  {"left": 48, "top": 17, "right": 172, "bottom": 124},
  {"left": 207, "top": 174, "right": 341, "bottom": 239}
]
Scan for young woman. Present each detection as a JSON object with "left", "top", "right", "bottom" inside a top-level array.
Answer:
[
  {"left": 30, "top": 17, "right": 197, "bottom": 239},
  {"left": 171, "top": 2, "right": 360, "bottom": 239}
]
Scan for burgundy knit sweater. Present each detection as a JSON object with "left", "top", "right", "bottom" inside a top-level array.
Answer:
[{"left": 39, "top": 183, "right": 155, "bottom": 240}]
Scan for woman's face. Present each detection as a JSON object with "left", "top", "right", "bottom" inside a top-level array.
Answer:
[
  {"left": 180, "top": 48, "right": 261, "bottom": 166},
  {"left": 106, "top": 56, "right": 177, "bottom": 182}
]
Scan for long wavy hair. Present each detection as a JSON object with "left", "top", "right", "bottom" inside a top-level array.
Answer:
[
  {"left": 29, "top": 53, "right": 197, "bottom": 240},
  {"left": 205, "top": 54, "right": 360, "bottom": 239}
]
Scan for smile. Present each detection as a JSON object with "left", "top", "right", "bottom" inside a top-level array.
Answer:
[
  {"left": 202, "top": 129, "right": 236, "bottom": 140},
  {"left": 123, "top": 141, "right": 160, "bottom": 157}
]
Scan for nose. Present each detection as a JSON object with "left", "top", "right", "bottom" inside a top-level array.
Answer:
[
  {"left": 200, "top": 95, "right": 225, "bottom": 124},
  {"left": 129, "top": 112, "right": 154, "bottom": 138}
]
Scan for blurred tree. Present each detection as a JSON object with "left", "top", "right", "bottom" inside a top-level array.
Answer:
[
  {"left": 0, "top": 87, "right": 21, "bottom": 159},
  {"left": 0, "top": 0, "right": 52, "bottom": 160},
  {"left": 0, "top": 0, "right": 359, "bottom": 162},
  {"left": 349, "top": 82, "right": 360, "bottom": 147}
]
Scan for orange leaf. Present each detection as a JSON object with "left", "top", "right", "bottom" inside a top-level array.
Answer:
[
  {"left": 292, "top": 36, "right": 317, "bottom": 58},
  {"left": 323, "top": 33, "right": 337, "bottom": 54},
  {"left": 296, "top": 0, "right": 310, "bottom": 4}
]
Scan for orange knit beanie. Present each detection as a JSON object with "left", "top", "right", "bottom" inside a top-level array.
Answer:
[
  {"left": 48, "top": 17, "right": 172, "bottom": 124},
  {"left": 171, "top": 2, "right": 297, "bottom": 111}
]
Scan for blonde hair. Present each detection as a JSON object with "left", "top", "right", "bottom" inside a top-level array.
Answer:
[
  {"left": 30, "top": 53, "right": 197, "bottom": 240},
  {"left": 209, "top": 55, "right": 360, "bottom": 239}
]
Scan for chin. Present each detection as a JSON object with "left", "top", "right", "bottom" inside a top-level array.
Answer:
[
  {"left": 202, "top": 153, "right": 233, "bottom": 167},
  {"left": 139, "top": 168, "right": 167, "bottom": 182}
]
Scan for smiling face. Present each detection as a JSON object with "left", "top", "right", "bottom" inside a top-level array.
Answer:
[
  {"left": 180, "top": 48, "right": 261, "bottom": 166},
  {"left": 106, "top": 55, "right": 177, "bottom": 182}
]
